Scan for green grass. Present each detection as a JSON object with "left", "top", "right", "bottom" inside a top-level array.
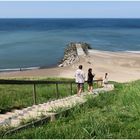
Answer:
[
  {"left": 0, "top": 77, "right": 77, "bottom": 113},
  {"left": 1, "top": 80, "right": 140, "bottom": 139},
  {"left": 0, "top": 77, "right": 100, "bottom": 114}
]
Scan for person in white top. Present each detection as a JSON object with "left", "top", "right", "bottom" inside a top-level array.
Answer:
[
  {"left": 103, "top": 73, "right": 109, "bottom": 88},
  {"left": 75, "top": 65, "right": 85, "bottom": 96}
]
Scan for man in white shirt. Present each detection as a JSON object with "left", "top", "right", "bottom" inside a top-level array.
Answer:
[{"left": 75, "top": 65, "right": 85, "bottom": 96}]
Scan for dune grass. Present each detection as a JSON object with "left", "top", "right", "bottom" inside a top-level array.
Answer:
[
  {"left": 1, "top": 80, "right": 140, "bottom": 139},
  {"left": 0, "top": 78, "right": 77, "bottom": 113},
  {"left": 0, "top": 77, "right": 100, "bottom": 114}
]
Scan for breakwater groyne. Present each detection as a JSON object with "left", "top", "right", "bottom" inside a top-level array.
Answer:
[{"left": 59, "top": 42, "right": 91, "bottom": 67}]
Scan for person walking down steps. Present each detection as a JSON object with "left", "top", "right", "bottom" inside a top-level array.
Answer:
[
  {"left": 87, "top": 68, "right": 95, "bottom": 93},
  {"left": 103, "top": 73, "right": 109, "bottom": 88},
  {"left": 75, "top": 65, "right": 85, "bottom": 96}
]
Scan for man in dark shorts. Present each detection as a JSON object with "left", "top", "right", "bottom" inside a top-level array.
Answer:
[{"left": 75, "top": 65, "right": 85, "bottom": 96}]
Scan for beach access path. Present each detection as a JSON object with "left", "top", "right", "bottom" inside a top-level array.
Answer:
[{"left": 0, "top": 84, "right": 114, "bottom": 130}]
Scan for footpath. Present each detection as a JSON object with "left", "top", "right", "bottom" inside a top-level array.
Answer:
[
  {"left": 75, "top": 43, "right": 86, "bottom": 56},
  {"left": 0, "top": 84, "right": 114, "bottom": 129}
]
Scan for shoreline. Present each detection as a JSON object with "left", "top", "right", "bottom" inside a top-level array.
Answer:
[
  {"left": 0, "top": 64, "right": 58, "bottom": 73},
  {"left": 0, "top": 49, "right": 140, "bottom": 83},
  {"left": 0, "top": 50, "right": 139, "bottom": 73}
]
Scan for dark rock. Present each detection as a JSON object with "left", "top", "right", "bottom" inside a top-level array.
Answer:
[{"left": 59, "top": 42, "right": 91, "bottom": 67}]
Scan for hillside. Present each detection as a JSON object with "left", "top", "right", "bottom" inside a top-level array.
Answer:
[{"left": 2, "top": 80, "right": 140, "bottom": 139}]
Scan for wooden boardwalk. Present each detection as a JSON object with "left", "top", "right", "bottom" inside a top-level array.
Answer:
[{"left": 0, "top": 84, "right": 114, "bottom": 129}]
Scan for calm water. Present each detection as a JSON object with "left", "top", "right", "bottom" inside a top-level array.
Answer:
[{"left": 0, "top": 18, "right": 140, "bottom": 70}]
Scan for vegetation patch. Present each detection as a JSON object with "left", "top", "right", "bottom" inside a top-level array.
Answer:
[
  {"left": 1, "top": 80, "right": 140, "bottom": 139},
  {"left": 0, "top": 78, "right": 76, "bottom": 113}
]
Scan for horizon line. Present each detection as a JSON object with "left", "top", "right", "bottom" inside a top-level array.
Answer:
[{"left": 0, "top": 17, "right": 140, "bottom": 19}]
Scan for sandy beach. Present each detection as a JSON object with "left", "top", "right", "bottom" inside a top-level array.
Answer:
[{"left": 0, "top": 49, "right": 140, "bottom": 83}]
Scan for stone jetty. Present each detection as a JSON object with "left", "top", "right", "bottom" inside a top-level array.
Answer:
[{"left": 59, "top": 42, "right": 91, "bottom": 67}]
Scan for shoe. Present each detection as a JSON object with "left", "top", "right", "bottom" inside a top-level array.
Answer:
[{"left": 93, "top": 92, "right": 98, "bottom": 95}]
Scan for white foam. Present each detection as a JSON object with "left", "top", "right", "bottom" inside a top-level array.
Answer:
[
  {"left": 89, "top": 49, "right": 140, "bottom": 54},
  {"left": 0, "top": 67, "right": 40, "bottom": 72},
  {"left": 125, "top": 51, "right": 140, "bottom": 54}
]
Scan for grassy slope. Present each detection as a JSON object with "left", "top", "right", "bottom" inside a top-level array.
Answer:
[
  {"left": 2, "top": 80, "right": 140, "bottom": 139},
  {"left": 0, "top": 77, "right": 99, "bottom": 113},
  {"left": 0, "top": 78, "right": 76, "bottom": 113}
]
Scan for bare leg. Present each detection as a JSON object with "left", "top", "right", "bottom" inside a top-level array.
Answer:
[
  {"left": 90, "top": 86, "right": 93, "bottom": 92},
  {"left": 78, "top": 87, "right": 82, "bottom": 95},
  {"left": 88, "top": 85, "right": 90, "bottom": 92},
  {"left": 77, "top": 85, "right": 80, "bottom": 95},
  {"left": 78, "top": 85, "right": 83, "bottom": 96}
]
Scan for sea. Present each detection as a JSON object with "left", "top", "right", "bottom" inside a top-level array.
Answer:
[{"left": 0, "top": 18, "right": 140, "bottom": 71}]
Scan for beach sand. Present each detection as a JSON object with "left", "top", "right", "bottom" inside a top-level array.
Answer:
[{"left": 0, "top": 49, "right": 140, "bottom": 83}]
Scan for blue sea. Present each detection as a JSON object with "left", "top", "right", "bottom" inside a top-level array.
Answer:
[{"left": 0, "top": 18, "right": 140, "bottom": 71}]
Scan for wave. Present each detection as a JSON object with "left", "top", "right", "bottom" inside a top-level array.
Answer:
[
  {"left": 125, "top": 51, "right": 140, "bottom": 54},
  {"left": 0, "top": 67, "right": 40, "bottom": 72}
]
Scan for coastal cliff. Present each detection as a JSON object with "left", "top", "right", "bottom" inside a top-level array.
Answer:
[{"left": 59, "top": 42, "right": 91, "bottom": 67}]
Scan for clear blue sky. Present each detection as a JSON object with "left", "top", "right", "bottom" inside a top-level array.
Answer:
[{"left": 0, "top": 1, "right": 140, "bottom": 18}]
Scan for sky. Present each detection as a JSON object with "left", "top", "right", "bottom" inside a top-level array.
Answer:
[{"left": 0, "top": 1, "right": 140, "bottom": 18}]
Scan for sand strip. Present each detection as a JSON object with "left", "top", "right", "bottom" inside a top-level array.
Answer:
[{"left": 0, "top": 49, "right": 140, "bottom": 83}]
